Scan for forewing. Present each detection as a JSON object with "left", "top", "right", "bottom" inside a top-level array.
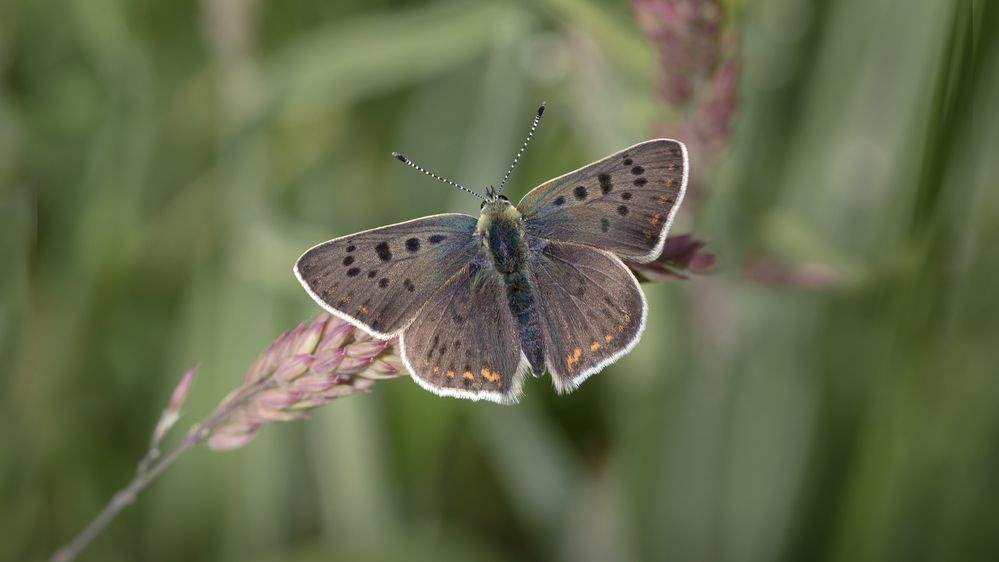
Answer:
[
  {"left": 401, "top": 260, "right": 526, "bottom": 403},
  {"left": 518, "top": 139, "right": 687, "bottom": 263},
  {"left": 528, "top": 241, "right": 647, "bottom": 392},
  {"left": 294, "top": 214, "right": 478, "bottom": 337}
]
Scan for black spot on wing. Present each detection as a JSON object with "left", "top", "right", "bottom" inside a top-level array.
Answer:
[
  {"left": 403, "top": 278, "right": 415, "bottom": 292},
  {"left": 347, "top": 267, "right": 361, "bottom": 277},
  {"left": 428, "top": 234, "right": 447, "bottom": 244},
  {"left": 617, "top": 205, "right": 629, "bottom": 216},
  {"left": 621, "top": 192, "right": 632, "bottom": 200},
  {"left": 346, "top": 244, "right": 356, "bottom": 253},
  {"left": 600, "top": 218, "right": 610, "bottom": 232},
  {"left": 633, "top": 177, "right": 648, "bottom": 187},
  {"left": 378, "top": 278, "right": 389, "bottom": 288},
  {"left": 342, "top": 256, "right": 355, "bottom": 266},
  {"left": 574, "top": 185, "right": 588, "bottom": 200},
  {"left": 375, "top": 242, "right": 392, "bottom": 261},
  {"left": 598, "top": 173, "right": 613, "bottom": 194},
  {"left": 631, "top": 165, "right": 645, "bottom": 175},
  {"left": 405, "top": 238, "right": 420, "bottom": 253},
  {"left": 367, "top": 270, "right": 377, "bottom": 279},
  {"left": 553, "top": 195, "right": 566, "bottom": 206}
]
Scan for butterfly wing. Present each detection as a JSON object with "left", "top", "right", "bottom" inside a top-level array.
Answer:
[
  {"left": 401, "top": 260, "right": 527, "bottom": 403},
  {"left": 294, "top": 214, "right": 478, "bottom": 337},
  {"left": 518, "top": 139, "right": 687, "bottom": 263},
  {"left": 527, "top": 241, "right": 646, "bottom": 392}
]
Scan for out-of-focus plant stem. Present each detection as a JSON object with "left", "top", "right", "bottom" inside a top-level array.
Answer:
[
  {"left": 49, "top": 379, "right": 260, "bottom": 562},
  {"left": 50, "top": 315, "right": 404, "bottom": 562},
  {"left": 49, "top": 233, "right": 712, "bottom": 562}
]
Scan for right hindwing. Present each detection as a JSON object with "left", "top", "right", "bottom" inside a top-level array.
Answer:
[
  {"left": 526, "top": 241, "right": 647, "bottom": 393},
  {"left": 294, "top": 214, "right": 479, "bottom": 337}
]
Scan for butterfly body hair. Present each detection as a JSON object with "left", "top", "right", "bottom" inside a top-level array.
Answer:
[{"left": 473, "top": 198, "right": 546, "bottom": 376}]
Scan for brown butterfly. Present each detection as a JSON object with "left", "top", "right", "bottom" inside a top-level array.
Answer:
[{"left": 295, "top": 104, "right": 687, "bottom": 403}]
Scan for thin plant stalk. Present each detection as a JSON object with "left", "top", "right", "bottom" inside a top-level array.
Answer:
[
  {"left": 50, "top": 235, "right": 712, "bottom": 562},
  {"left": 50, "top": 315, "right": 404, "bottom": 562}
]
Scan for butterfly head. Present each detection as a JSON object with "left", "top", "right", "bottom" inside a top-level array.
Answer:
[{"left": 477, "top": 189, "right": 521, "bottom": 234}]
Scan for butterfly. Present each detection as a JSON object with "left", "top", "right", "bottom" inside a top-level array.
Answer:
[{"left": 295, "top": 104, "right": 687, "bottom": 404}]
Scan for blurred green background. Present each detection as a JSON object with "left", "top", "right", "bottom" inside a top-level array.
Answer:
[{"left": 2, "top": 0, "right": 996, "bottom": 561}]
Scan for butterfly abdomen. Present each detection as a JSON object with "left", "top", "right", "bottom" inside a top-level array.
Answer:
[
  {"left": 481, "top": 217, "right": 545, "bottom": 376},
  {"left": 503, "top": 271, "right": 545, "bottom": 376}
]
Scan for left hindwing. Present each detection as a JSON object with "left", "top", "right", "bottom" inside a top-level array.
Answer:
[
  {"left": 518, "top": 139, "right": 687, "bottom": 263},
  {"left": 400, "top": 259, "right": 526, "bottom": 404}
]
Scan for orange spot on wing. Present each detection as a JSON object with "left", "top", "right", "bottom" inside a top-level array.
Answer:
[
  {"left": 433, "top": 366, "right": 440, "bottom": 374},
  {"left": 658, "top": 195, "right": 668, "bottom": 205},
  {"left": 462, "top": 371, "right": 474, "bottom": 381},
  {"left": 356, "top": 305, "right": 369, "bottom": 315},
  {"left": 604, "top": 335, "right": 613, "bottom": 342},
  {"left": 446, "top": 370, "right": 455, "bottom": 378},
  {"left": 337, "top": 295, "right": 352, "bottom": 305},
  {"left": 650, "top": 213, "right": 661, "bottom": 226},
  {"left": 566, "top": 347, "right": 583, "bottom": 371},
  {"left": 480, "top": 368, "right": 500, "bottom": 383},
  {"left": 590, "top": 342, "right": 601, "bottom": 351},
  {"left": 666, "top": 177, "right": 674, "bottom": 187}
]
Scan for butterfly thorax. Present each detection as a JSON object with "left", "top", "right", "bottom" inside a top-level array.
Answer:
[
  {"left": 476, "top": 196, "right": 545, "bottom": 375},
  {"left": 477, "top": 197, "right": 526, "bottom": 276}
]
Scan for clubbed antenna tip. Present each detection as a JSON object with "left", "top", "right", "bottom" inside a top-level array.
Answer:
[
  {"left": 390, "top": 150, "right": 484, "bottom": 201},
  {"left": 497, "top": 102, "right": 547, "bottom": 195}
]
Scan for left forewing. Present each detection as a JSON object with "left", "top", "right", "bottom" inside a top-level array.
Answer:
[{"left": 294, "top": 214, "right": 478, "bottom": 338}]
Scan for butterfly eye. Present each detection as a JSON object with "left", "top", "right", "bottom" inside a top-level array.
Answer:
[{"left": 499, "top": 195, "right": 509, "bottom": 201}]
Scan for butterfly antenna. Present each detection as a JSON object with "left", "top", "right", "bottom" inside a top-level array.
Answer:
[
  {"left": 497, "top": 102, "right": 546, "bottom": 196},
  {"left": 391, "top": 152, "right": 484, "bottom": 201}
]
